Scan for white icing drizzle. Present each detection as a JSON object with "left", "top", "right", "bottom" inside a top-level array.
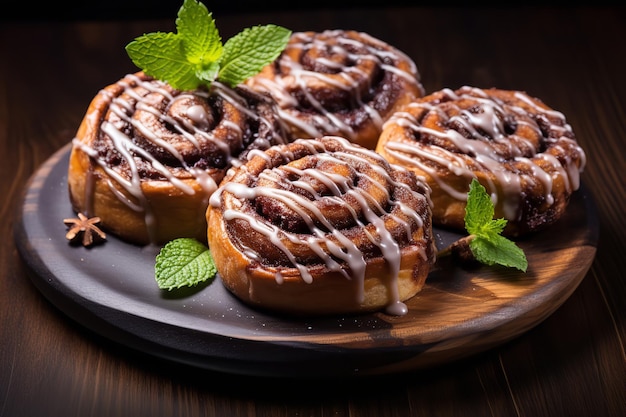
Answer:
[
  {"left": 210, "top": 136, "right": 434, "bottom": 316},
  {"left": 73, "top": 73, "right": 286, "bottom": 243},
  {"left": 382, "top": 86, "right": 587, "bottom": 223},
  {"left": 246, "top": 30, "right": 423, "bottom": 141}
]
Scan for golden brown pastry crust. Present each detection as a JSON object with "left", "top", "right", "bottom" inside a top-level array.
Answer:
[
  {"left": 245, "top": 30, "right": 424, "bottom": 150},
  {"left": 376, "top": 86, "right": 587, "bottom": 236},
  {"left": 68, "top": 72, "right": 288, "bottom": 245},
  {"left": 207, "top": 136, "right": 436, "bottom": 316}
]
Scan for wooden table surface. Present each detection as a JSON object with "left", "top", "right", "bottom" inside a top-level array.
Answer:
[{"left": 1, "top": 5, "right": 625, "bottom": 417}]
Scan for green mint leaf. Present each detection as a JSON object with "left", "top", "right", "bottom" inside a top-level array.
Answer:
[
  {"left": 219, "top": 24, "right": 292, "bottom": 87},
  {"left": 125, "top": 0, "right": 223, "bottom": 91},
  {"left": 470, "top": 234, "right": 528, "bottom": 272},
  {"left": 465, "top": 178, "right": 495, "bottom": 235},
  {"left": 126, "top": 1, "right": 291, "bottom": 91},
  {"left": 480, "top": 218, "right": 508, "bottom": 241},
  {"left": 155, "top": 238, "right": 217, "bottom": 290},
  {"left": 125, "top": 32, "right": 201, "bottom": 91},
  {"left": 176, "top": 0, "right": 223, "bottom": 67},
  {"left": 464, "top": 178, "right": 528, "bottom": 271},
  {"left": 195, "top": 62, "right": 221, "bottom": 86}
]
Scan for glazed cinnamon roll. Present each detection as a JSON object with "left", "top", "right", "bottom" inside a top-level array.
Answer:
[
  {"left": 68, "top": 72, "right": 288, "bottom": 245},
  {"left": 245, "top": 30, "right": 424, "bottom": 150},
  {"left": 376, "top": 86, "right": 587, "bottom": 236},
  {"left": 207, "top": 136, "right": 436, "bottom": 316}
]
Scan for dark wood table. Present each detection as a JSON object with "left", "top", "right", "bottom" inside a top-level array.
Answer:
[{"left": 2, "top": 6, "right": 625, "bottom": 417}]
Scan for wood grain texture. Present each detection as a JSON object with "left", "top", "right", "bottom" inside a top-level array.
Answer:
[{"left": 1, "top": 6, "right": 625, "bottom": 417}]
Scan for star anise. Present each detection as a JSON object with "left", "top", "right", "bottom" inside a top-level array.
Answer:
[{"left": 63, "top": 213, "right": 107, "bottom": 246}]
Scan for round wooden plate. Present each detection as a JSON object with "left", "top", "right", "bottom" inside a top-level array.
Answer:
[{"left": 14, "top": 144, "right": 599, "bottom": 377}]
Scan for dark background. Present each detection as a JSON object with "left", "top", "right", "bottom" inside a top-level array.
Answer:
[
  {"left": 4, "top": 1, "right": 618, "bottom": 22},
  {"left": 10, "top": 1, "right": 395, "bottom": 21}
]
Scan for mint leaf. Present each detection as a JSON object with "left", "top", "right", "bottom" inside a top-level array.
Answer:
[
  {"left": 219, "top": 25, "right": 292, "bottom": 87},
  {"left": 176, "top": 0, "right": 222, "bottom": 65},
  {"left": 465, "top": 178, "right": 495, "bottom": 234},
  {"left": 463, "top": 178, "right": 528, "bottom": 272},
  {"left": 125, "top": 32, "right": 202, "bottom": 91},
  {"left": 470, "top": 234, "right": 528, "bottom": 271},
  {"left": 155, "top": 238, "right": 217, "bottom": 290},
  {"left": 125, "top": 0, "right": 290, "bottom": 91},
  {"left": 195, "top": 62, "right": 221, "bottom": 86},
  {"left": 125, "top": 0, "right": 222, "bottom": 90}
]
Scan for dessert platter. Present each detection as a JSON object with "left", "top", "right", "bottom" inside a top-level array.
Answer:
[
  {"left": 13, "top": 1, "right": 598, "bottom": 377},
  {"left": 14, "top": 143, "right": 598, "bottom": 377}
]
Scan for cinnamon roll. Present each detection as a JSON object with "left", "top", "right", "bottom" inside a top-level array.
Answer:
[
  {"left": 207, "top": 136, "right": 436, "bottom": 316},
  {"left": 245, "top": 30, "right": 424, "bottom": 150},
  {"left": 376, "top": 86, "right": 587, "bottom": 236},
  {"left": 68, "top": 72, "right": 288, "bottom": 245}
]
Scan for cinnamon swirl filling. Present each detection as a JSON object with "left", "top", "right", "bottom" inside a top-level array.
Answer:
[
  {"left": 68, "top": 72, "right": 288, "bottom": 245},
  {"left": 245, "top": 30, "right": 424, "bottom": 150},
  {"left": 376, "top": 86, "right": 587, "bottom": 236},
  {"left": 207, "top": 136, "right": 436, "bottom": 316}
]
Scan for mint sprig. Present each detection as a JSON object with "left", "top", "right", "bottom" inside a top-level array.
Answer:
[
  {"left": 155, "top": 238, "right": 217, "bottom": 290},
  {"left": 439, "top": 179, "right": 528, "bottom": 272},
  {"left": 125, "top": 0, "right": 291, "bottom": 91}
]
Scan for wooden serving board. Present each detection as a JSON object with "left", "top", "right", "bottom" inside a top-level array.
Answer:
[{"left": 14, "top": 144, "right": 598, "bottom": 377}]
